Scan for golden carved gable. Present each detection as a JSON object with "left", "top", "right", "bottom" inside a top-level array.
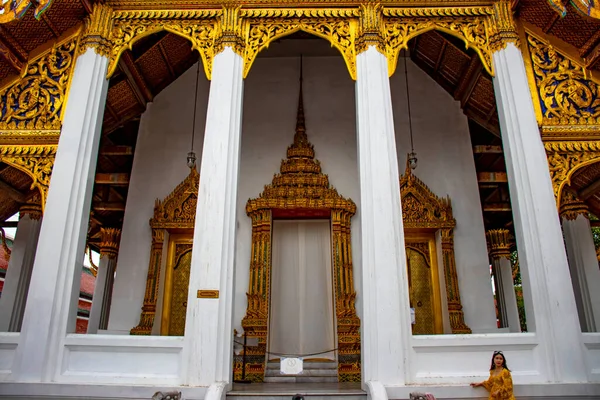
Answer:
[
  {"left": 400, "top": 161, "right": 455, "bottom": 229},
  {"left": 151, "top": 167, "right": 199, "bottom": 229}
]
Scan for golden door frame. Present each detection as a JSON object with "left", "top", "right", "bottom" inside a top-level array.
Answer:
[
  {"left": 405, "top": 233, "right": 444, "bottom": 335},
  {"left": 400, "top": 161, "right": 471, "bottom": 334},
  {"left": 239, "top": 88, "right": 360, "bottom": 383},
  {"left": 131, "top": 168, "right": 199, "bottom": 335}
]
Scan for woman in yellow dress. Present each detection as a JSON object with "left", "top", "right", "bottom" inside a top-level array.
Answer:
[{"left": 471, "top": 351, "right": 516, "bottom": 400}]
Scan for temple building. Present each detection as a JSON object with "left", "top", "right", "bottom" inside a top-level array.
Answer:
[{"left": 0, "top": 0, "right": 599, "bottom": 399}]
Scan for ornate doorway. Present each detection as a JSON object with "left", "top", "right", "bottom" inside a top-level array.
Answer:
[
  {"left": 239, "top": 86, "right": 360, "bottom": 383},
  {"left": 400, "top": 162, "right": 471, "bottom": 334}
]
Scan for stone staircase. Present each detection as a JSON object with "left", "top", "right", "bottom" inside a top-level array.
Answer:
[{"left": 264, "top": 360, "right": 339, "bottom": 383}]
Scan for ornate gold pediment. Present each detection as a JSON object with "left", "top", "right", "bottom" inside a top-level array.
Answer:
[
  {"left": 246, "top": 86, "right": 356, "bottom": 216},
  {"left": 400, "top": 161, "right": 455, "bottom": 230},
  {"left": 150, "top": 167, "right": 199, "bottom": 230}
]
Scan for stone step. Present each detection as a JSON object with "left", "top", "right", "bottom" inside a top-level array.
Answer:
[
  {"left": 226, "top": 382, "right": 367, "bottom": 400},
  {"left": 266, "top": 362, "right": 338, "bottom": 370},
  {"left": 264, "top": 376, "right": 340, "bottom": 383}
]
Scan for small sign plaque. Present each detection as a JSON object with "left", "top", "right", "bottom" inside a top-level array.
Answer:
[
  {"left": 280, "top": 357, "right": 303, "bottom": 375},
  {"left": 197, "top": 290, "right": 219, "bottom": 299}
]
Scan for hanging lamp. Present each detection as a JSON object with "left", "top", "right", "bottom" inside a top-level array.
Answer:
[{"left": 404, "top": 52, "right": 418, "bottom": 170}]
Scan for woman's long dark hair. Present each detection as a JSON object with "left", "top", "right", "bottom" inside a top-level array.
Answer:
[{"left": 490, "top": 351, "right": 509, "bottom": 371}]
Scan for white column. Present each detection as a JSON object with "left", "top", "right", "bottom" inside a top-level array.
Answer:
[
  {"left": 87, "top": 257, "right": 117, "bottom": 334},
  {"left": 492, "top": 42, "right": 586, "bottom": 381},
  {"left": 494, "top": 257, "right": 521, "bottom": 333},
  {"left": 87, "top": 227, "right": 120, "bottom": 334},
  {"left": 11, "top": 48, "right": 109, "bottom": 382},
  {"left": 563, "top": 214, "right": 600, "bottom": 332},
  {"left": 356, "top": 46, "right": 411, "bottom": 388},
  {"left": 0, "top": 199, "right": 42, "bottom": 332},
  {"left": 182, "top": 47, "right": 243, "bottom": 390}
]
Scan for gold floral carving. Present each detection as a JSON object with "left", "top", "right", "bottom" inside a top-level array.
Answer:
[
  {"left": 559, "top": 186, "right": 589, "bottom": 220},
  {"left": 241, "top": 83, "right": 360, "bottom": 383},
  {"left": 400, "top": 162, "right": 471, "bottom": 334},
  {"left": 488, "top": 0, "right": 519, "bottom": 53},
  {"left": 131, "top": 168, "right": 199, "bottom": 335},
  {"left": 0, "top": 145, "right": 56, "bottom": 211},
  {"left": 0, "top": 37, "right": 78, "bottom": 132},
  {"left": 215, "top": 5, "right": 245, "bottom": 56},
  {"left": 108, "top": 10, "right": 220, "bottom": 79},
  {"left": 241, "top": 8, "right": 359, "bottom": 79},
  {"left": 486, "top": 229, "right": 512, "bottom": 260},
  {"left": 356, "top": 3, "right": 384, "bottom": 55},
  {"left": 545, "top": 141, "right": 600, "bottom": 207},
  {"left": 382, "top": 7, "right": 494, "bottom": 77},
  {"left": 0, "top": 227, "right": 10, "bottom": 262},
  {"left": 80, "top": 3, "right": 114, "bottom": 58},
  {"left": 527, "top": 33, "right": 600, "bottom": 126},
  {"left": 99, "top": 227, "right": 122, "bottom": 259}
]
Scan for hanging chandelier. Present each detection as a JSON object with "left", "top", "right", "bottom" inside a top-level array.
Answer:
[
  {"left": 186, "top": 61, "right": 201, "bottom": 169},
  {"left": 404, "top": 52, "right": 418, "bottom": 170}
]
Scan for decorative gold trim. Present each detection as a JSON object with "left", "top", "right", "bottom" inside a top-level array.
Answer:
[
  {"left": 80, "top": 3, "right": 114, "bottom": 58},
  {"left": 0, "top": 145, "right": 56, "bottom": 211},
  {"left": 107, "top": 10, "right": 220, "bottom": 80},
  {"left": 215, "top": 6, "right": 245, "bottom": 56},
  {"left": 382, "top": 6, "right": 494, "bottom": 77},
  {"left": 241, "top": 81, "right": 360, "bottom": 382},
  {"left": 486, "top": 229, "right": 512, "bottom": 261},
  {"left": 19, "top": 193, "right": 43, "bottom": 220},
  {"left": 240, "top": 7, "right": 359, "bottom": 80},
  {"left": 197, "top": 290, "right": 219, "bottom": 298},
  {"left": 400, "top": 160, "right": 471, "bottom": 334},
  {"left": 356, "top": 3, "right": 385, "bottom": 55},
  {"left": 131, "top": 168, "right": 199, "bottom": 335},
  {"left": 545, "top": 141, "right": 600, "bottom": 207},
  {"left": 99, "top": 227, "right": 122, "bottom": 259},
  {"left": 559, "top": 187, "right": 589, "bottom": 221},
  {"left": 488, "top": 0, "right": 519, "bottom": 53}
]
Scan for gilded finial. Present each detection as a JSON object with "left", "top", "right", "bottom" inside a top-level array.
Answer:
[{"left": 293, "top": 55, "right": 308, "bottom": 148}]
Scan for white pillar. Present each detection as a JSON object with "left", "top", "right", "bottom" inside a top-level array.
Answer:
[
  {"left": 11, "top": 48, "right": 109, "bottom": 382},
  {"left": 182, "top": 47, "right": 243, "bottom": 389},
  {"left": 492, "top": 42, "right": 586, "bottom": 381},
  {"left": 486, "top": 229, "right": 521, "bottom": 333},
  {"left": 356, "top": 46, "right": 411, "bottom": 388},
  {"left": 562, "top": 214, "right": 600, "bottom": 332},
  {"left": 0, "top": 198, "right": 42, "bottom": 332},
  {"left": 87, "top": 228, "right": 120, "bottom": 334}
]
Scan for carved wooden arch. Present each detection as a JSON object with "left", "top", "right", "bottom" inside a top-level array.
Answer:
[
  {"left": 107, "top": 10, "right": 220, "bottom": 79},
  {"left": 241, "top": 8, "right": 359, "bottom": 79},
  {"left": 240, "top": 86, "right": 360, "bottom": 383},
  {"left": 383, "top": 8, "right": 495, "bottom": 78},
  {"left": 131, "top": 168, "right": 199, "bottom": 335},
  {"left": 400, "top": 161, "right": 472, "bottom": 334},
  {"left": 545, "top": 141, "right": 600, "bottom": 208}
]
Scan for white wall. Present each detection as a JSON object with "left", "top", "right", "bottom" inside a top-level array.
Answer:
[
  {"left": 108, "top": 64, "right": 210, "bottom": 333},
  {"left": 390, "top": 60, "right": 497, "bottom": 332},
  {"left": 110, "top": 54, "right": 497, "bottom": 335}
]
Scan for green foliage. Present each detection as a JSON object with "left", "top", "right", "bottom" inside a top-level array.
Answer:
[{"left": 511, "top": 250, "right": 527, "bottom": 332}]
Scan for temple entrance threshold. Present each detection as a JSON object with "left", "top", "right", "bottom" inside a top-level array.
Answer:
[{"left": 227, "top": 382, "right": 365, "bottom": 400}]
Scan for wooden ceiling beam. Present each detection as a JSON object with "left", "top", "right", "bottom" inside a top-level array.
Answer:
[
  {"left": 543, "top": 13, "right": 560, "bottom": 33},
  {"left": 478, "top": 172, "right": 508, "bottom": 183},
  {"left": 42, "top": 15, "right": 60, "bottom": 38},
  {"left": 453, "top": 55, "right": 481, "bottom": 107},
  {"left": 581, "top": 29, "right": 600, "bottom": 59},
  {"left": 0, "top": 31, "right": 25, "bottom": 72},
  {"left": 93, "top": 202, "right": 126, "bottom": 212},
  {"left": 0, "top": 178, "right": 25, "bottom": 202},
  {"left": 119, "top": 51, "right": 154, "bottom": 105},
  {"left": 473, "top": 145, "right": 503, "bottom": 154},
  {"left": 158, "top": 42, "right": 175, "bottom": 79},
  {"left": 100, "top": 145, "right": 133, "bottom": 156},
  {"left": 79, "top": 0, "right": 93, "bottom": 14},
  {"left": 483, "top": 202, "right": 512, "bottom": 212},
  {"left": 434, "top": 42, "right": 447, "bottom": 76},
  {"left": 579, "top": 179, "right": 600, "bottom": 200},
  {"left": 466, "top": 112, "right": 501, "bottom": 137},
  {"left": 95, "top": 173, "right": 130, "bottom": 185}
]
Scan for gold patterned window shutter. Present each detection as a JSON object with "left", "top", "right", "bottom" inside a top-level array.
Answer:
[
  {"left": 130, "top": 168, "right": 199, "bottom": 335},
  {"left": 400, "top": 160, "right": 471, "bottom": 334}
]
